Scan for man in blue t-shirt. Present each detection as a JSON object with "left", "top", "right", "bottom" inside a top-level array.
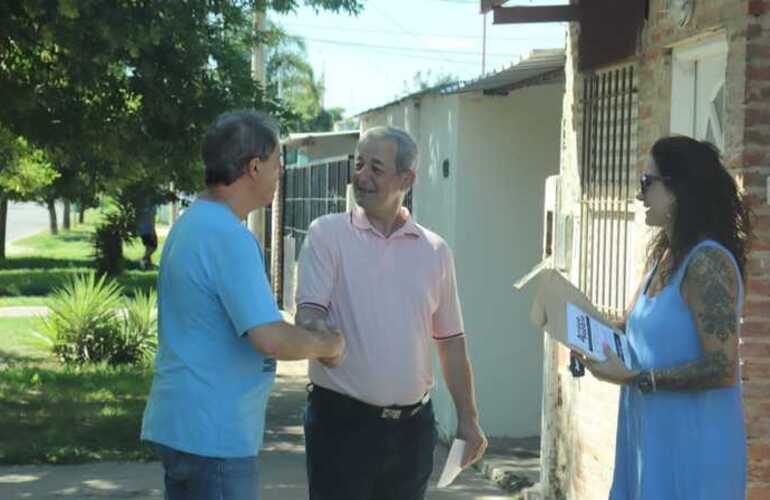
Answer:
[{"left": 141, "top": 111, "right": 345, "bottom": 500}]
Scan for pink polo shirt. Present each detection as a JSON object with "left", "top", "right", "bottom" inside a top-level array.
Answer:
[{"left": 296, "top": 206, "right": 465, "bottom": 407}]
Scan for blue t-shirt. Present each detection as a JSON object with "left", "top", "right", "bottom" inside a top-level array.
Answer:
[{"left": 141, "top": 199, "right": 282, "bottom": 458}]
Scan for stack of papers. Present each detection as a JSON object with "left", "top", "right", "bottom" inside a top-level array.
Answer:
[
  {"left": 514, "top": 261, "right": 633, "bottom": 369},
  {"left": 436, "top": 439, "right": 466, "bottom": 488},
  {"left": 566, "top": 302, "right": 631, "bottom": 369}
]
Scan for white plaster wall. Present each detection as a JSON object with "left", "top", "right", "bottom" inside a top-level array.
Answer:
[{"left": 446, "top": 84, "right": 563, "bottom": 438}]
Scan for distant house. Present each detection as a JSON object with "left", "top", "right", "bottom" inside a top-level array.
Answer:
[{"left": 282, "top": 130, "right": 359, "bottom": 168}]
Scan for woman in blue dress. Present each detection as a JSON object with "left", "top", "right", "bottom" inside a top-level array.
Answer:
[{"left": 582, "top": 136, "right": 753, "bottom": 499}]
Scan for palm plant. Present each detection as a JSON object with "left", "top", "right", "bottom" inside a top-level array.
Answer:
[
  {"left": 115, "top": 288, "right": 158, "bottom": 366},
  {"left": 41, "top": 273, "right": 123, "bottom": 365}
]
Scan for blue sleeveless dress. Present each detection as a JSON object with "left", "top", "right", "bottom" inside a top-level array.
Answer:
[{"left": 609, "top": 240, "right": 746, "bottom": 500}]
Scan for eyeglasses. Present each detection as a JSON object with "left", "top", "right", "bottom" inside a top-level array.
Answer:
[{"left": 639, "top": 173, "right": 670, "bottom": 195}]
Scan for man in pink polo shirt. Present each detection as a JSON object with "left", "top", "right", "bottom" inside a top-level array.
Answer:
[{"left": 295, "top": 126, "right": 487, "bottom": 500}]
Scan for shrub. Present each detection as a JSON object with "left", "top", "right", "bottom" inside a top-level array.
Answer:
[
  {"left": 93, "top": 210, "right": 134, "bottom": 276},
  {"left": 113, "top": 288, "right": 158, "bottom": 366},
  {"left": 41, "top": 274, "right": 124, "bottom": 365},
  {"left": 92, "top": 193, "right": 140, "bottom": 277},
  {"left": 39, "top": 274, "right": 159, "bottom": 366}
]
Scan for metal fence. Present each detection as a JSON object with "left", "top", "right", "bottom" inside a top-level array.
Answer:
[
  {"left": 283, "top": 155, "right": 353, "bottom": 260},
  {"left": 281, "top": 154, "right": 415, "bottom": 260},
  {"left": 579, "top": 65, "right": 638, "bottom": 319}
]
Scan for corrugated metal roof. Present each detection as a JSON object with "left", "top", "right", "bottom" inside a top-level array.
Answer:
[
  {"left": 357, "top": 49, "right": 565, "bottom": 117},
  {"left": 448, "top": 48, "right": 565, "bottom": 94}
]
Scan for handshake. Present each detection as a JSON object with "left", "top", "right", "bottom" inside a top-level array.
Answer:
[{"left": 299, "top": 315, "right": 346, "bottom": 368}]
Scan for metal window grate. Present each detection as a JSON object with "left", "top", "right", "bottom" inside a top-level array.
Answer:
[
  {"left": 282, "top": 155, "right": 354, "bottom": 260},
  {"left": 579, "top": 65, "right": 638, "bottom": 319}
]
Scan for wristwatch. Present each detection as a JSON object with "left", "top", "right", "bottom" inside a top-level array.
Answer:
[{"left": 635, "top": 370, "right": 655, "bottom": 393}]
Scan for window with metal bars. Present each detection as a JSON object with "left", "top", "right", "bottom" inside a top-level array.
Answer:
[{"left": 579, "top": 65, "right": 639, "bottom": 319}]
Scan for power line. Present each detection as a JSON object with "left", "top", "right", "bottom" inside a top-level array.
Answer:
[
  {"left": 301, "top": 36, "right": 523, "bottom": 57},
  {"left": 276, "top": 22, "right": 557, "bottom": 42}
]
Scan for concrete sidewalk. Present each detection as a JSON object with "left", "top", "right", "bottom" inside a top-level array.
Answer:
[{"left": 0, "top": 361, "right": 516, "bottom": 499}]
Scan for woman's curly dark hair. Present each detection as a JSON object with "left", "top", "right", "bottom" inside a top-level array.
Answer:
[{"left": 647, "top": 136, "right": 753, "bottom": 283}]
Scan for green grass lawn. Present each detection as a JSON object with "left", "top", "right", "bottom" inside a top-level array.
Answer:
[
  {"left": 1, "top": 215, "right": 166, "bottom": 303},
  {"left": 0, "top": 316, "right": 154, "bottom": 465},
  {"left": 0, "top": 216, "right": 161, "bottom": 464}
]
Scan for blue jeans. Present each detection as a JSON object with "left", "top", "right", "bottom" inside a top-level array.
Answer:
[
  {"left": 303, "top": 386, "right": 437, "bottom": 500},
  {"left": 150, "top": 442, "right": 260, "bottom": 500}
]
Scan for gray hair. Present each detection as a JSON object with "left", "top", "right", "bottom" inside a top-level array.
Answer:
[
  {"left": 360, "top": 126, "right": 418, "bottom": 173},
  {"left": 202, "top": 110, "right": 280, "bottom": 186}
]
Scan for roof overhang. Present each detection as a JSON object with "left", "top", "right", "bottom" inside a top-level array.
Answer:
[
  {"left": 282, "top": 130, "right": 359, "bottom": 148},
  {"left": 356, "top": 49, "right": 565, "bottom": 117},
  {"left": 480, "top": 0, "right": 646, "bottom": 71}
]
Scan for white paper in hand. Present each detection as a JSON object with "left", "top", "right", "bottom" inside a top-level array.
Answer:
[
  {"left": 566, "top": 302, "right": 632, "bottom": 369},
  {"left": 437, "top": 439, "right": 466, "bottom": 488}
]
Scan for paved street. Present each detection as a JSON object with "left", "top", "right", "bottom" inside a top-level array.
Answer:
[
  {"left": 0, "top": 361, "right": 514, "bottom": 499},
  {"left": 6, "top": 202, "right": 55, "bottom": 244}
]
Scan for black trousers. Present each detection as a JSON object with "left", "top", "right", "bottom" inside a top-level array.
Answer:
[{"left": 303, "top": 386, "right": 437, "bottom": 500}]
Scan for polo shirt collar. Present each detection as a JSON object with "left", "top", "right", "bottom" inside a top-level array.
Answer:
[{"left": 351, "top": 206, "right": 421, "bottom": 239}]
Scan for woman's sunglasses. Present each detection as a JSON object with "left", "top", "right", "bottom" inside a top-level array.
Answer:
[{"left": 639, "top": 173, "right": 670, "bottom": 195}]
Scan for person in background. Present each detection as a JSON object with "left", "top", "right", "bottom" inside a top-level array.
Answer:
[{"left": 136, "top": 202, "right": 158, "bottom": 269}]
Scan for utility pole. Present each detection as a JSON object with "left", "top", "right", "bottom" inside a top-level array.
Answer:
[
  {"left": 247, "top": 7, "right": 267, "bottom": 245},
  {"left": 482, "top": 12, "right": 488, "bottom": 75}
]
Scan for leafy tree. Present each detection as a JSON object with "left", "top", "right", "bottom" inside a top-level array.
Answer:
[
  {"left": 399, "top": 69, "right": 459, "bottom": 98},
  {"left": 266, "top": 30, "right": 349, "bottom": 132},
  {"left": 0, "top": 126, "right": 59, "bottom": 257},
  {"left": 0, "top": 0, "right": 363, "bottom": 261},
  {"left": 0, "top": 0, "right": 363, "bottom": 193}
]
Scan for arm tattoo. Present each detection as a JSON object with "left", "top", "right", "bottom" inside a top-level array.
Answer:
[
  {"left": 653, "top": 248, "right": 739, "bottom": 391},
  {"left": 653, "top": 351, "right": 731, "bottom": 391},
  {"left": 687, "top": 248, "right": 738, "bottom": 342}
]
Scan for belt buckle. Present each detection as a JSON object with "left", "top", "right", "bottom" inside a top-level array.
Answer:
[{"left": 381, "top": 408, "right": 402, "bottom": 419}]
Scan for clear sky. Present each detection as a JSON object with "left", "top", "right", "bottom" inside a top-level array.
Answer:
[{"left": 271, "top": 0, "right": 568, "bottom": 117}]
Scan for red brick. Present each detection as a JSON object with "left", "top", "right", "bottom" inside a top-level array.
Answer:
[
  {"left": 747, "top": 109, "right": 770, "bottom": 127},
  {"left": 749, "top": 278, "right": 770, "bottom": 296},
  {"left": 748, "top": 23, "right": 763, "bottom": 39},
  {"left": 746, "top": 400, "right": 770, "bottom": 419},
  {"left": 754, "top": 214, "right": 770, "bottom": 231},
  {"left": 749, "top": 418, "right": 770, "bottom": 440},
  {"left": 744, "top": 148, "right": 770, "bottom": 165},
  {"left": 748, "top": 483, "right": 770, "bottom": 500},
  {"left": 744, "top": 300, "right": 770, "bottom": 317},
  {"left": 742, "top": 337, "right": 770, "bottom": 356},
  {"left": 748, "top": 66, "right": 770, "bottom": 80},
  {"left": 742, "top": 381, "right": 770, "bottom": 400},
  {"left": 745, "top": 132, "right": 770, "bottom": 147},
  {"left": 750, "top": 0, "right": 770, "bottom": 16},
  {"left": 750, "top": 441, "right": 770, "bottom": 463},
  {"left": 744, "top": 359, "right": 770, "bottom": 379},
  {"left": 749, "top": 461, "right": 770, "bottom": 482},
  {"left": 748, "top": 42, "right": 770, "bottom": 59}
]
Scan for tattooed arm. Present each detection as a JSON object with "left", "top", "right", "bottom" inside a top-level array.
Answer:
[{"left": 649, "top": 247, "right": 740, "bottom": 391}]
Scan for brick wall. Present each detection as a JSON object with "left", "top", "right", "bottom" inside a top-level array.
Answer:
[
  {"left": 742, "top": 1, "right": 770, "bottom": 498},
  {"left": 547, "top": 0, "right": 770, "bottom": 498}
]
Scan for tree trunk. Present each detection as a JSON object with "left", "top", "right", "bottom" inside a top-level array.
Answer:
[
  {"left": 47, "top": 199, "right": 58, "bottom": 235},
  {"left": 0, "top": 195, "right": 7, "bottom": 260},
  {"left": 62, "top": 199, "right": 71, "bottom": 230},
  {"left": 79, "top": 204, "right": 85, "bottom": 224}
]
